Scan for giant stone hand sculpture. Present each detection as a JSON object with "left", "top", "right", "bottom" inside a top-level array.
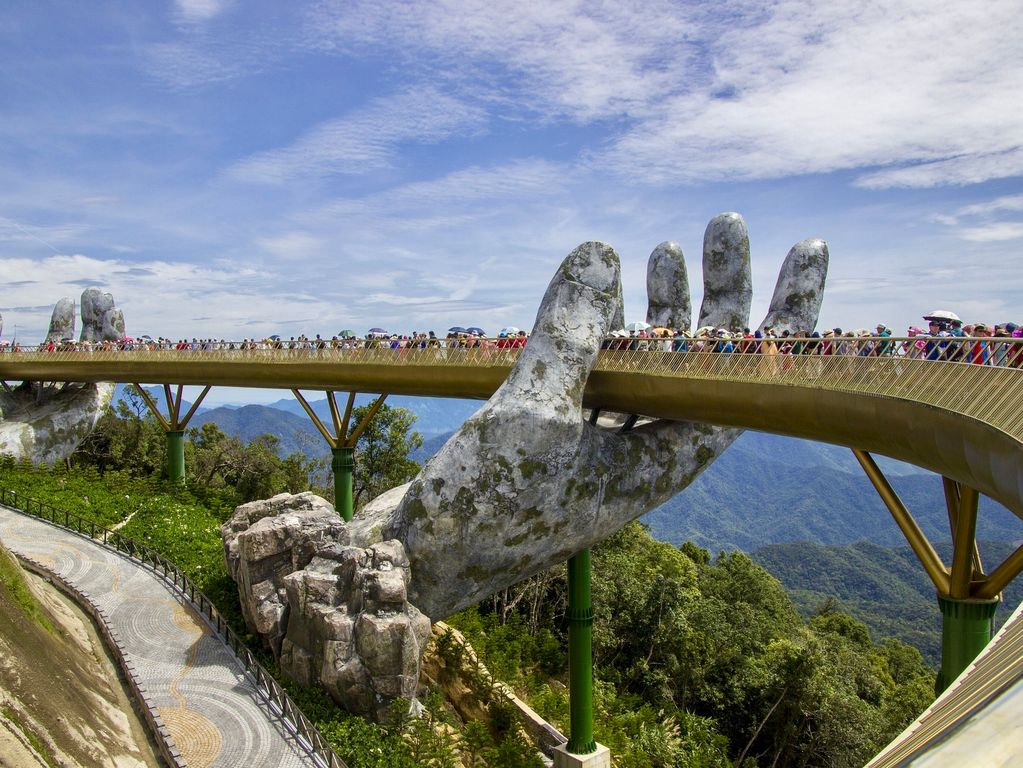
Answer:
[
  {"left": 354, "top": 212, "right": 828, "bottom": 619},
  {"left": 0, "top": 289, "right": 123, "bottom": 464}
]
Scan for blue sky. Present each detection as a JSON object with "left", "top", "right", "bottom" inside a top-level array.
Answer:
[{"left": 2, "top": 0, "right": 1022, "bottom": 357}]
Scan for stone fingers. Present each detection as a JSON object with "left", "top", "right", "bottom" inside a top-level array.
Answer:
[
  {"left": 47, "top": 297, "right": 75, "bottom": 342},
  {"left": 80, "top": 288, "right": 125, "bottom": 344},
  {"left": 646, "top": 241, "right": 691, "bottom": 332},
  {"left": 759, "top": 238, "right": 829, "bottom": 334},
  {"left": 697, "top": 212, "right": 752, "bottom": 331}
]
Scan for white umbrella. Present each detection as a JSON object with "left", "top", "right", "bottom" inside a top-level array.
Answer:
[
  {"left": 923, "top": 310, "right": 961, "bottom": 323},
  {"left": 499, "top": 326, "right": 521, "bottom": 335},
  {"left": 624, "top": 321, "right": 651, "bottom": 332}
]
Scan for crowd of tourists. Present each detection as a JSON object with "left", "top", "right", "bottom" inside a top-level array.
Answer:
[
  {"left": 11, "top": 312, "right": 1023, "bottom": 366},
  {"left": 601, "top": 313, "right": 1023, "bottom": 365}
]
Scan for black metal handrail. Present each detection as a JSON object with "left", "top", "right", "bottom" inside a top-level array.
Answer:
[{"left": 0, "top": 487, "right": 348, "bottom": 768}]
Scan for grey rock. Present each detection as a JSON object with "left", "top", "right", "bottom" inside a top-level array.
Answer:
[
  {"left": 46, "top": 298, "right": 76, "bottom": 342},
  {"left": 698, "top": 212, "right": 752, "bottom": 331},
  {"left": 761, "top": 239, "right": 830, "bottom": 334},
  {"left": 0, "top": 382, "right": 114, "bottom": 465},
  {"left": 101, "top": 308, "right": 125, "bottom": 342},
  {"left": 222, "top": 493, "right": 431, "bottom": 721},
  {"left": 0, "top": 290, "right": 128, "bottom": 465}
]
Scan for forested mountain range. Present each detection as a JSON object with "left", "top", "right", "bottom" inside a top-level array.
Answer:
[{"left": 751, "top": 540, "right": 1023, "bottom": 665}]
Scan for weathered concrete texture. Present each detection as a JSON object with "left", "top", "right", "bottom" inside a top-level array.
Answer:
[
  {"left": 349, "top": 226, "right": 828, "bottom": 620},
  {"left": 46, "top": 297, "right": 76, "bottom": 342},
  {"left": 79, "top": 287, "right": 124, "bottom": 344},
  {"left": 698, "top": 212, "right": 752, "bottom": 331},
  {"left": 223, "top": 493, "right": 431, "bottom": 721},
  {"left": 0, "top": 382, "right": 114, "bottom": 465},
  {"left": 761, "top": 238, "right": 830, "bottom": 334},
  {"left": 646, "top": 241, "right": 691, "bottom": 331}
]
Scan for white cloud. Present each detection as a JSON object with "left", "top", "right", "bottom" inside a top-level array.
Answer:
[
  {"left": 227, "top": 87, "right": 487, "bottom": 183},
  {"left": 957, "top": 223, "right": 1023, "bottom": 243},
  {"left": 597, "top": 1, "right": 1023, "bottom": 184},
  {"left": 255, "top": 232, "right": 327, "bottom": 261},
  {"left": 306, "top": 0, "right": 692, "bottom": 120},
  {"left": 175, "top": 0, "right": 232, "bottom": 23},
  {"left": 303, "top": 1, "right": 1023, "bottom": 187},
  {"left": 856, "top": 150, "right": 1023, "bottom": 190},
  {"left": 0, "top": 253, "right": 333, "bottom": 342},
  {"left": 931, "top": 192, "right": 1023, "bottom": 243}
]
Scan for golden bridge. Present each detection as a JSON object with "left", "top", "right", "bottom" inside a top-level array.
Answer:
[{"left": 3, "top": 337, "right": 1023, "bottom": 766}]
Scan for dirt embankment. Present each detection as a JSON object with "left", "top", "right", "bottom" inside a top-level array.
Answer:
[{"left": 0, "top": 542, "right": 161, "bottom": 768}]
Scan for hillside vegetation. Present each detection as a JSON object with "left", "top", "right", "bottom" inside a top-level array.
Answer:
[{"left": 752, "top": 540, "right": 1023, "bottom": 665}]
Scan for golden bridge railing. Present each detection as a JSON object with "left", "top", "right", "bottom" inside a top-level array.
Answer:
[{"left": 5, "top": 336, "right": 1022, "bottom": 443}]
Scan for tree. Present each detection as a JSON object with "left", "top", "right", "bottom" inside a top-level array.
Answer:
[
  {"left": 346, "top": 403, "right": 423, "bottom": 510},
  {"left": 187, "top": 422, "right": 316, "bottom": 503},
  {"left": 72, "top": 386, "right": 165, "bottom": 476}
]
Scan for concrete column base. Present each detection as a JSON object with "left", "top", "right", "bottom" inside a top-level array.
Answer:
[{"left": 552, "top": 743, "right": 611, "bottom": 768}]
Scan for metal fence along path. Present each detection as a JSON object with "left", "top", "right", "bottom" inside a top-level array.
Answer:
[{"left": 0, "top": 492, "right": 347, "bottom": 768}]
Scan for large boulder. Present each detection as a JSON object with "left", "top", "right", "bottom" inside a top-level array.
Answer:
[{"left": 222, "top": 493, "right": 431, "bottom": 721}]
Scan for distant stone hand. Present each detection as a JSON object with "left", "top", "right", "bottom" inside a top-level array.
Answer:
[
  {"left": 359, "top": 213, "right": 828, "bottom": 618},
  {"left": 0, "top": 289, "right": 123, "bottom": 464}
]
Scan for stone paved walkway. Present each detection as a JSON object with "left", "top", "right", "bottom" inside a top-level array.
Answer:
[{"left": 0, "top": 505, "right": 323, "bottom": 768}]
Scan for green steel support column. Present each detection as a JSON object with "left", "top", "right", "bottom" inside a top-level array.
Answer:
[
  {"left": 936, "top": 595, "right": 999, "bottom": 693},
  {"left": 332, "top": 446, "right": 355, "bottom": 522},
  {"left": 166, "top": 430, "right": 185, "bottom": 485},
  {"left": 567, "top": 549, "right": 596, "bottom": 755}
]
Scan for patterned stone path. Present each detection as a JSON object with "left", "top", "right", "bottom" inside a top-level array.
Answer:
[{"left": 0, "top": 505, "right": 322, "bottom": 768}]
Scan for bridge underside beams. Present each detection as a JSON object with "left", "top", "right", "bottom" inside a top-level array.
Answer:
[{"left": 585, "top": 374, "right": 1023, "bottom": 523}]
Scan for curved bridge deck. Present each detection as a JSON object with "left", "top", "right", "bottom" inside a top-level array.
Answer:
[{"left": 4, "top": 344, "right": 1022, "bottom": 517}]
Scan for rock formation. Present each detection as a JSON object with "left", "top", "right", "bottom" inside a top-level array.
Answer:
[
  {"left": 0, "top": 382, "right": 114, "bottom": 465},
  {"left": 222, "top": 493, "right": 431, "bottom": 721},
  {"left": 223, "top": 213, "right": 828, "bottom": 717},
  {"left": 646, "top": 241, "right": 691, "bottom": 331}
]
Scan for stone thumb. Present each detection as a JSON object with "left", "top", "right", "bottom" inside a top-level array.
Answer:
[{"left": 501, "top": 241, "right": 622, "bottom": 414}]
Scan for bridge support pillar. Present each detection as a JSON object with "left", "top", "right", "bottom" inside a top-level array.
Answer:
[
  {"left": 133, "top": 384, "right": 211, "bottom": 487},
  {"left": 166, "top": 430, "right": 185, "bottom": 485},
  {"left": 332, "top": 446, "right": 355, "bottom": 523},
  {"left": 566, "top": 548, "right": 599, "bottom": 757},
  {"left": 936, "top": 595, "right": 998, "bottom": 693}
]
